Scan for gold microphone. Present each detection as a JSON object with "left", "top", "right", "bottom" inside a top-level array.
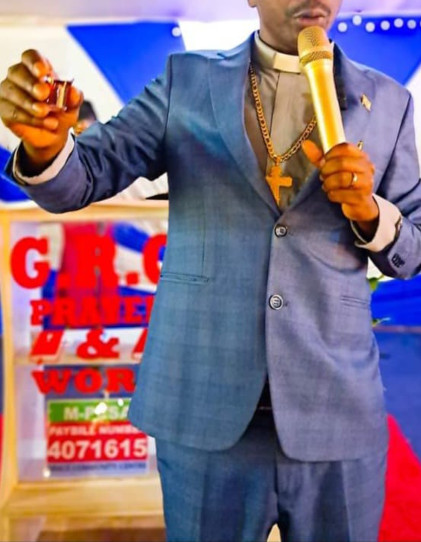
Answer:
[{"left": 298, "top": 26, "right": 346, "bottom": 153}]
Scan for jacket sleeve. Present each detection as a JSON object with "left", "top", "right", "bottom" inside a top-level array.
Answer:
[
  {"left": 368, "top": 94, "right": 421, "bottom": 279},
  {"left": 5, "top": 56, "right": 173, "bottom": 213}
]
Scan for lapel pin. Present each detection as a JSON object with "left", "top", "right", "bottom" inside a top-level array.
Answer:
[{"left": 361, "top": 94, "right": 372, "bottom": 112}]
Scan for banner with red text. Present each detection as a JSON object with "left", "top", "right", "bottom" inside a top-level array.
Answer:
[{"left": 9, "top": 217, "right": 166, "bottom": 480}]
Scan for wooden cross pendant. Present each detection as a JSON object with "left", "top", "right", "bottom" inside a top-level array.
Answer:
[{"left": 266, "top": 164, "right": 293, "bottom": 205}]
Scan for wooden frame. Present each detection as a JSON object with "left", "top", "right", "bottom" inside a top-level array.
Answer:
[{"left": 0, "top": 201, "right": 168, "bottom": 542}]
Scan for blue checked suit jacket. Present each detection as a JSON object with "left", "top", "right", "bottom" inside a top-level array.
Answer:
[{"left": 11, "top": 36, "right": 421, "bottom": 461}]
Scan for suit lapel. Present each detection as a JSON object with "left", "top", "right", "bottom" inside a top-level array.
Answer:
[
  {"left": 338, "top": 45, "right": 377, "bottom": 149},
  {"left": 289, "top": 45, "right": 377, "bottom": 211},
  {"left": 209, "top": 37, "right": 280, "bottom": 215},
  {"left": 209, "top": 40, "right": 377, "bottom": 215}
]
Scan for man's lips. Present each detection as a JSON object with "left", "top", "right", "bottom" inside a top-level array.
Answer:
[{"left": 293, "top": 9, "right": 329, "bottom": 20}]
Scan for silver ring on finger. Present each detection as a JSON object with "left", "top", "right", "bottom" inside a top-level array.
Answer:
[
  {"left": 349, "top": 172, "right": 358, "bottom": 188},
  {"left": 11, "top": 108, "right": 18, "bottom": 121}
]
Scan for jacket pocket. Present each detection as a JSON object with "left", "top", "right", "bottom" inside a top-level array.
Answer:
[
  {"left": 340, "top": 294, "right": 371, "bottom": 309},
  {"left": 159, "top": 272, "right": 210, "bottom": 285}
]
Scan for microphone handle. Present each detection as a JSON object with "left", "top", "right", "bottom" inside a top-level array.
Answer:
[{"left": 303, "top": 58, "right": 346, "bottom": 153}]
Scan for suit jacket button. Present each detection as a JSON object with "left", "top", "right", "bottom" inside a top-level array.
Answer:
[
  {"left": 275, "top": 224, "right": 288, "bottom": 237},
  {"left": 269, "top": 295, "right": 284, "bottom": 310}
]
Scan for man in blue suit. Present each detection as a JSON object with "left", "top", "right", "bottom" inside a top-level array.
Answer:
[{"left": 1, "top": 0, "right": 421, "bottom": 539}]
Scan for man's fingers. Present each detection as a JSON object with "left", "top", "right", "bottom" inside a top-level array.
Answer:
[
  {"left": 7, "top": 63, "right": 39, "bottom": 95},
  {"left": 320, "top": 157, "right": 375, "bottom": 179},
  {"left": 313, "top": 142, "right": 378, "bottom": 222},
  {"left": 325, "top": 142, "right": 369, "bottom": 159},
  {"left": 1, "top": 50, "right": 82, "bottom": 133},
  {"left": 0, "top": 100, "right": 58, "bottom": 130},
  {"left": 322, "top": 171, "right": 373, "bottom": 195},
  {"left": 6, "top": 63, "right": 51, "bottom": 101},
  {"left": 318, "top": 144, "right": 375, "bottom": 196},
  {"left": 0, "top": 80, "right": 52, "bottom": 118},
  {"left": 323, "top": 189, "right": 362, "bottom": 204},
  {"left": 322, "top": 171, "right": 353, "bottom": 192},
  {"left": 301, "top": 140, "right": 325, "bottom": 168},
  {"left": 21, "top": 49, "right": 53, "bottom": 79},
  {"left": 67, "top": 86, "right": 84, "bottom": 110}
]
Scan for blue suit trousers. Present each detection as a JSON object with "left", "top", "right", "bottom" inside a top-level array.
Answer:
[{"left": 156, "top": 409, "right": 386, "bottom": 542}]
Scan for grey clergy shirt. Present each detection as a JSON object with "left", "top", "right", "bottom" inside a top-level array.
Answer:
[{"left": 245, "top": 31, "right": 321, "bottom": 209}]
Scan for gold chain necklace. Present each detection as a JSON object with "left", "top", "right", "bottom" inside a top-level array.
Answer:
[{"left": 249, "top": 63, "right": 317, "bottom": 201}]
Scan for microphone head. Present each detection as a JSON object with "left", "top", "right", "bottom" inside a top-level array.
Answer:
[{"left": 298, "top": 26, "right": 333, "bottom": 67}]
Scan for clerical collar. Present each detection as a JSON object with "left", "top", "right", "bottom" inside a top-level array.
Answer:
[{"left": 253, "top": 31, "right": 334, "bottom": 74}]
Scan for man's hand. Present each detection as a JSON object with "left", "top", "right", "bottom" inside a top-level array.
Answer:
[
  {"left": 0, "top": 49, "right": 83, "bottom": 173},
  {"left": 302, "top": 140, "right": 379, "bottom": 238}
]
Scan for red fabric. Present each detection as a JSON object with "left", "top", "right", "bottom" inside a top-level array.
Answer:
[{"left": 379, "top": 416, "right": 421, "bottom": 541}]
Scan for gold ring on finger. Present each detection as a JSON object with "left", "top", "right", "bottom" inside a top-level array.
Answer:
[{"left": 349, "top": 172, "right": 358, "bottom": 188}]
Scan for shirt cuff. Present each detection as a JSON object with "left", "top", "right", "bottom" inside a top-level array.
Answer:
[
  {"left": 12, "top": 134, "right": 75, "bottom": 185},
  {"left": 351, "top": 194, "right": 402, "bottom": 252}
]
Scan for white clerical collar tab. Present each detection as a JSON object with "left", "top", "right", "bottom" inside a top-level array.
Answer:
[
  {"left": 253, "top": 31, "right": 334, "bottom": 73},
  {"left": 254, "top": 32, "right": 301, "bottom": 73}
]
